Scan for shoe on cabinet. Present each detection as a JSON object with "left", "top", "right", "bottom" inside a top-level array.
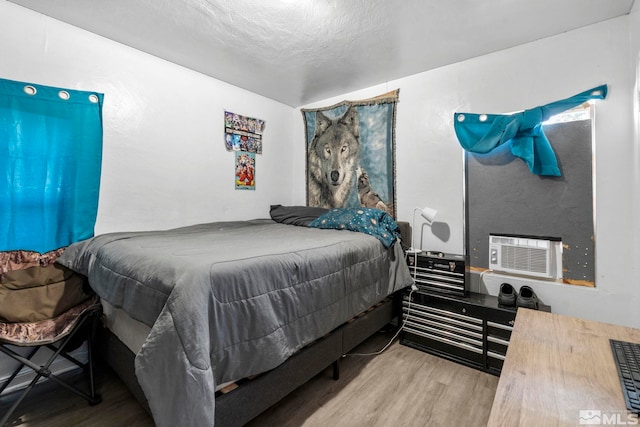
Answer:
[
  {"left": 516, "top": 285, "right": 539, "bottom": 310},
  {"left": 498, "top": 283, "right": 516, "bottom": 307}
]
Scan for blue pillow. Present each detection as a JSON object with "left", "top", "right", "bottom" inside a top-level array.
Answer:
[{"left": 308, "top": 207, "right": 400, "bottom": 248}]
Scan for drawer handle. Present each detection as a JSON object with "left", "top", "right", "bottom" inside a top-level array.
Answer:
[
  {"left": 404, "top": 326, "right": 484, "bottom": 355},
  {"left": 487, "top": 321, "right": 514, "bottom": 332},
  {"left": 487, "top": 350, "right": 506, "bottom": 361},
  {"left": 410, "top": 267, "right": 464, "bottom": 278},
  {"left": 403, "top": 307, "right": 484, "bottom": 332},
  {"left": 406, "top": 322, "right": 482, "bottom": 347},
  {"left": 413, "top": 280, "right": 464, "bottom": 291},
  {"left": 415, "top": 273, "right": 464, "bottom": 284},
  {"left": 487, "top": 336, "right": 510, "bottom": 346},
  {"left": 404, "top": 315, "right": 484, "bottom": 339},
  {"left": 402, "top": 301, "right": 483, "bottom": 325},
  {"left": 405, "top": 313, "right": 483, "bottom": 340}
]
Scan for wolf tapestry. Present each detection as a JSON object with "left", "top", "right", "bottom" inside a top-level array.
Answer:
[{"left": 302, "top": 90, "right": 399, "bottom": 217}]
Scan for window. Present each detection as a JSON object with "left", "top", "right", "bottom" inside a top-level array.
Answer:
[{"left": 465, "top": 103, "right": 596, "bottom": 286}]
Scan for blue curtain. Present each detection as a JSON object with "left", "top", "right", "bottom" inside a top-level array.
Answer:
[
  {"left": 454, "top": 85, "right": 607, "bottom": 176},
  {"left": 0, "top": 78, "right": 104, "bottom": 253}
]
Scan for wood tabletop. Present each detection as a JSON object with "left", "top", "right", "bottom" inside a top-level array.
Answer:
[{"left": 487, "top": 308, "right": 640, "bottom": 427}]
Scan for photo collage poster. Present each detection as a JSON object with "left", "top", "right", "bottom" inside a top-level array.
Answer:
[{"left": 225, "top": 111, "right": 264, "bottom": 190}]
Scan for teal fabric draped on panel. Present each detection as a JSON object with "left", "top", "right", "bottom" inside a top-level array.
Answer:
[
  {"left": 454, "top": 85, "right": 607, "bottom": 176},
  {"left": 0, "top": 78, "right": 104, "bottom": 253}
]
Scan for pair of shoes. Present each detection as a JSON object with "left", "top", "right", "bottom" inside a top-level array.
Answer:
[
  {"left": 498, "top": 283, "right": 517, "bottom": 306},
  {"left": 516, "top": 285, "right": 539, "bottom": 310},
  {"left": 498, "top": 283, "right": 539, "bottom": 310}
]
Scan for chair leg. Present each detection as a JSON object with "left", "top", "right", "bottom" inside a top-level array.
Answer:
[
  {"left": 39, "top": 313, "right": 101, "bottom": 405},
  {"left": 86, "top": 312, "right": 100, "bottom": 402},
  {"left": 0, "top": 345, "right": 45, "bottom": 379},
  {"left": 0, "top": 347, "right": 41, "bottom": 426},
  {"left": 47, "top": 372, "right": 101, "bottom": 405},
  {"left": 0, "top": 366, "right": 45, "bottom": 427},
  {"left": 0, "top": 308, "right": 102, "bottom": 425},
  {"left": 0, "top": 347, "right": 39, "bottom": 395}
]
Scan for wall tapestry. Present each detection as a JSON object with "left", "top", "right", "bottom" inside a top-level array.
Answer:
[
  {"left": 224, "top": 110, "right": 265, "bottom": 154},
  {"left": 302, "top": 90, "right": 399, "bottom": 216},
  {"left": 235, "top": 151, "right": 255, "bottom": 190}
]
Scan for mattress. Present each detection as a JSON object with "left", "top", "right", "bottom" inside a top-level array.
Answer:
[
  {"left": 100, "top": 299, "right": 149, "bottom": 355},
  {"left": 58, "top": 219, "right": 413, "bottom": 426},
  {"left": 101, "top": 299, "right": 239, "bottom": 393}
]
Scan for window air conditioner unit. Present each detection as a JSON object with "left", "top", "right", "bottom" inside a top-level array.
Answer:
[{"left": 489, "top": 234, "right": 562, "bottom": 280}]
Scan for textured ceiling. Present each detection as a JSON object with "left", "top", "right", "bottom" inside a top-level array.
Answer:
[{"left": 8, "top": 0, "right": 635, "bottom": 107}]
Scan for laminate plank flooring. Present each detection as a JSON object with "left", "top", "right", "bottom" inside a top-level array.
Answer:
[
  {"left": 0, "top": 363, "right": 153, "bottom": 427},
  {"left": 247, "top": 332, "right": 499, "bottom": 427},
  {"left": 1, "top": 331, "right": 498, "bottom": 426}
]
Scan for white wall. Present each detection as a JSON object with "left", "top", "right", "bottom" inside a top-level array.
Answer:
[
  {"left": 0, "top": 0, "right": 298, "bottom": 389},
  {"left": 0, "top": 1, "right": 296, "bottom": 236},
  {"left": 1, "top": 1, "right": 638, "bottom": 331},
  {"left": 296, "top": 16, "right": 640, "bottom": 328}
]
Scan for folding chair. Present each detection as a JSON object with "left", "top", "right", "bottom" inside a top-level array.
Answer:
[{"left": 0, "top": 298, "right": 102, "bottom": 425}]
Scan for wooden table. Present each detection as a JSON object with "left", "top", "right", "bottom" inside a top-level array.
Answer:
[{"left": 487, "top": 309, "right": 640, "bottom": 426}]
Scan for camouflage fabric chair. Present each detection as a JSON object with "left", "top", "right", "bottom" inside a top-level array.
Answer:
[{"left": 0, "top": 297, "right": 102, "bottom": 425}]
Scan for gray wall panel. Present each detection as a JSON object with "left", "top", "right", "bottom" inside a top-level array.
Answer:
[{"left": 465, "top": 120, "right": 594, "bottom": 284}]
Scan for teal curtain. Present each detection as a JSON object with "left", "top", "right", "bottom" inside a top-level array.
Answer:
[
  {"left": 454, "top": 85, "right": 607, "bottom": 176},
  {"left": 0, "top": 78, "right": 104, "bottom": 253}
]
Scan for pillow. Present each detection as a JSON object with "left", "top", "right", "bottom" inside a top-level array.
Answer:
[
  {"left": 308, "top": 207, "right": 401, "bottom": 248},
  {"left": 270, "top": 204, "right": 329, "bottom": 226}
]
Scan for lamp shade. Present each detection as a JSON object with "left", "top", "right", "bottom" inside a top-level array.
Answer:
[
  {"left": 408, "top": 205, "right": 438, "bottom": 253},
  {"left": 418, "top": 206, "right": 437, "bottom": 225}
]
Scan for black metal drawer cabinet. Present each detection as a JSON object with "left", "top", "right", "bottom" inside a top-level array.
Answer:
[
  {"left": 405, "top": 252, "right": 467, "bottom": 296},
  {"left": 485, "top": 313, "right": 516, "bottom": 374},
  {"left": 400, "top": 290, "right": 550, "bottom": 375},
  {"left": 401, "top": 291, "right": 485, "bottom": 369}
]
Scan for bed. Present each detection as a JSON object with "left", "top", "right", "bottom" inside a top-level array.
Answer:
[{"left": 56, "top": 207, "right": 413, "bottom": 426}]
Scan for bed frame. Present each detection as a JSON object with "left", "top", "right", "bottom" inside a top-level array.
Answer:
[{"left": 97, "top": 293, "right": 400, "bottom": 426}]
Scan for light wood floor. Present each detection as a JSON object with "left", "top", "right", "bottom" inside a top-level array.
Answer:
[{"left": 1, "top": 331, "right": 499, "bottom": 426}]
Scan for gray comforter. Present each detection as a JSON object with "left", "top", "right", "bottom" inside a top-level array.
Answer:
[{"left": 57, "top": 220, "right": 412, "bottom": 426}]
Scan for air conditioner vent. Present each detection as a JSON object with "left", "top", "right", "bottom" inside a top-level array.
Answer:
[
  {"left": 489, "top": 234, "right": 562, "bottom": 279},
  {"left": 502, "top": 246, "right": 547, "bottom": 273}
]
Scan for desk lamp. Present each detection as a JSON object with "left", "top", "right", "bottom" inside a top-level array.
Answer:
[{"left": 407, "top": 206, "right": 437, "bottom": 253}]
